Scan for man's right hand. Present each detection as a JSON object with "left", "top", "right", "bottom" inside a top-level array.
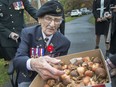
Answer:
[
  {"left": 9, "top": 32, "right": 19, "bottom": 42},
  {"left": 30, "top": 56, "right": 65, "bottom": 80}
]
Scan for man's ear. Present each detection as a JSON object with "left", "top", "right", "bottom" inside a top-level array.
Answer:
[{"left": 38, "top": 17, "right": 41, "bottom": 25}]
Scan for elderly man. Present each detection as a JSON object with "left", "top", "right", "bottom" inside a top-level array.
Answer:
[{"left": 13, "top": 1, "right": 70, "bottom": 87}]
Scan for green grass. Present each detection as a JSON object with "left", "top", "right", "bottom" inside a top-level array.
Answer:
[
  {"left": 0, "top": 59, "right": 9, "bottom": 87},
  {"left": 89, "top": 15, "right": 95, "bottom": 24}
]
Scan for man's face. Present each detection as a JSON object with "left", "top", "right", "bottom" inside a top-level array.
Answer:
[{"left": 38, "top": 15, "right": 63, "bottom": 36}]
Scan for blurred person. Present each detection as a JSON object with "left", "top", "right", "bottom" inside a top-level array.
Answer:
[
  {"left": 59, "top": 10, "right": 65, "bottom": 35},
  {"left": 92, "top": 0, "right": 111, "bottom": 56},
  {"left": 57, "top": 0, "right": 65, "bottom": 35},
  {"left": 109, "top": 0, "right": 116, "bottom": 56},
  {"left": 13, "top": 1, "right": 70, "bottom": 87},
  {"left": 106, "top": 1, "right": 116, "bottom": 76},
  {"left": 0, "top": 0, "right": 37, "bottom": 65},
  {"left": 106, "top": 54, "right": 116, "bottom": 77}
]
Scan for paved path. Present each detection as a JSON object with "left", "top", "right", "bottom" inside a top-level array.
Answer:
[
  {"left": 66, "top": 14, "right": 106, "bottom": 54},
  {"left": 3, "top": 14, "right": 116, "bottom": 87}
]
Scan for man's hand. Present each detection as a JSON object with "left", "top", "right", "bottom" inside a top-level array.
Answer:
[
  {"left": 97, "top": 18, "right": 102, "bottom": 22},
  {"left": 30, "top": 56, "right": 65, "bottom": 80},
  {"left": 9, "top": 32, "right": 19, "bottom": 42},
  {"left": 111, "top": 5, "right": 116, "bottom": 12},
  {"left": 104, "top": 12, "right": 112, "bottom": 19}
]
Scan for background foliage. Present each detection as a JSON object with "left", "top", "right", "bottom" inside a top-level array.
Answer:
[{"left": 59, "top": 0, "right": 93, "bottom": 13}]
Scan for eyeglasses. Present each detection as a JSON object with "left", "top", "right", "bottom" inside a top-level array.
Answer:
[{"left": 44, "top": 16, "right": 63, "bottom": 25}]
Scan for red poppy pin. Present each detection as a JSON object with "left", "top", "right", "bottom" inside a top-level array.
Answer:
[{"left": 46, "top": 45, "right": 54, "bottom": 53}]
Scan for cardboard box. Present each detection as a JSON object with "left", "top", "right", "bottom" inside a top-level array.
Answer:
[{"left": 29, "top": 49, "right": 111, "bottom": 87}]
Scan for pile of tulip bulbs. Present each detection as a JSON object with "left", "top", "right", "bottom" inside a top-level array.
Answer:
[{"left": 44, "top": 56, "right": 109, "bottom": 87}]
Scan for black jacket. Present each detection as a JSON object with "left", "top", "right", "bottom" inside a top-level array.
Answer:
[
  {"left": 0, "top": 0, "right": 37, "bottom": 47},
  {"left": 92, "top": 0, "right": 111, "bottom": 19}
]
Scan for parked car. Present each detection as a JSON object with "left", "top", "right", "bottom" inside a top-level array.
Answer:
[
  {"left": 70, "top": 9, "right": 82, "bottom": 17},
  {"left": 80, "top": 7, "right": 90, "bottom": 15},
  {"left": 66, "top": 12, "right": 71, "bottom": 17}
]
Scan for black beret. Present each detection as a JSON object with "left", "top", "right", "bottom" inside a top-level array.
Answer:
[{"left": 36, "top": 1, "right": 64, "bottom": 17}]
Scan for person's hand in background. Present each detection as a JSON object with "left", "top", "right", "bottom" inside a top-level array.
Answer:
[
  {"left": 97, "top": 18, "right": 102, "bottom": 22},
  {"left": 9, "top": 32, "right": 19, "bottom": 42}
]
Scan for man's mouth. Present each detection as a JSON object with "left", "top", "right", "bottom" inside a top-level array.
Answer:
[{"left": 48, "top": 28, "right": 55, "bottom": 31}]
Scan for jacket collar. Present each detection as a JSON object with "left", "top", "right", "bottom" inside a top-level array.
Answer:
[{"left": 35, "top": 26, "right": 45, "bottom": 48}]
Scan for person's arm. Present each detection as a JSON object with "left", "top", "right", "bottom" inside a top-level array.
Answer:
[
  {"left": 30, "top": 56, "right": 65, "bottom": 80},
  {"left": 0, "top": 23, "right": 19, "bottom": 41},
  {"left": 92, "top": 0, "right": 99, "bottom": 19},
  {"left": 0, "top": 23, "right": 12, "bottom": 38},
  {"left": 23, "top": 0, "right": 38, "bottom": 20},
  {"left": 59, "top": 35, "right": 71, "bottom": 56},
  {"left": 59, "top": 7, "right": 65, "bottom": 35},
  {"left": 109, "top": 54, "right": 116, "bottom": 66},
  {"left": 13, "top": 29, "right": 30, "bottom": 72},
  {"left": 60, "top": 42, "right": 70, "bottom": 56},
  {"left": 106, "top": 55, "right": 116, "bottom": 71},
  {"left": 110, "top": 0, "right": 116, "bottom": 5},
  {"left": 59, "top": 20, "right": 65, "bottom": 35}
]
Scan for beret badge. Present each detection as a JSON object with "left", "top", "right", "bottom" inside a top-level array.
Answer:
[{"left": 56, "top": 6, "right": 61, "bottom": 13}]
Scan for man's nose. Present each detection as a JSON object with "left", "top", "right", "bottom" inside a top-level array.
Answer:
[{"left": 49, "top": 20, "right": 55, "bottom": 26}]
